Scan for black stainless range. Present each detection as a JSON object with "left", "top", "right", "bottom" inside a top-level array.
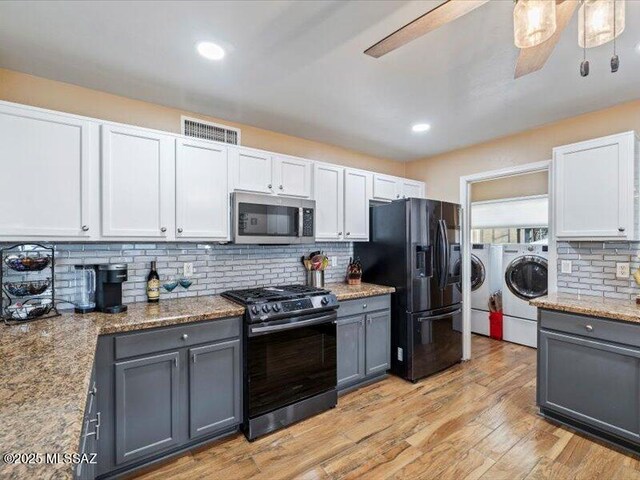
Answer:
[{"left": 221, "top": 285, "right": 339, "bottom": 440}]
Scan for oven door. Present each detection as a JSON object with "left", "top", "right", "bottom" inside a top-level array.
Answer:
[
  {"left": 246, "top": 311, "right": 337, "bottom": 419},
  {"left": 232, "top": 192, "right": 315, "bottom": 244}
]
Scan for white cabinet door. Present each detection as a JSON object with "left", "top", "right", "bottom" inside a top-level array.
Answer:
[
  {"left": 372, "top": 174, "right": 400, "bottom": 201},
  {"left": 229, "top": 147, "right": 273, "bottom": 194},
  {"left": 101, "top": 125, "right": 175, "bottom": 239},
  {"left": 554, "top": 132, "right": 635, "bottom": 239},
  {"left": 176, "top": 139, "right": 229, "bottom": 240},
  {"left": 344, "top": 168, "right": 372, "bottom": 241},
  {"left": 0, "top": 104, "right": 98, "bottom": 239},
  {"left": 272, "top": 155, "right": 312, "bottom": 198},
  {"left": 401, "top": 179, "right": 425, "bottom": 199},
  {"left": 314, "top": 163, "right": 344, "bottom": 241}
]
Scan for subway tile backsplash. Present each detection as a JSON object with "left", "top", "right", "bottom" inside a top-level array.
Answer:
[
  {"left": 556, "top": 241, "right": 640, "bottom": 300},
  {"left": 5, "top": 242, "right": 353, "bottom": 308}
]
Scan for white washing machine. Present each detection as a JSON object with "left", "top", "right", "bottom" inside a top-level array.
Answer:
[
  {"left": 502, "top": 244, "right": 548, "bottom": 348},
  {"left": 470, "top": 244, "right": 502, "bottom": 336}
]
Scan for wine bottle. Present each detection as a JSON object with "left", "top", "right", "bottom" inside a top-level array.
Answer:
[{"left": 147, "top": 261, "right": 160, "bottom": 303}]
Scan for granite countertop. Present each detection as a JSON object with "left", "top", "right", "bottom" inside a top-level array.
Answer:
[
  {"left": 531, "top": 293, "right": 640, "bottom": 324},
  {"left": 0, "top": 284, "right": 394, "bottom": 479},
  {"left": 0, "top": 295, "right": 243, "bottom": 480},
  {"left": 325, "top": 282, "right": 395, "bottom": 300}
]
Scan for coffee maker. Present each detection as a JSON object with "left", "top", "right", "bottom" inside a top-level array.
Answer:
[{"left": 95, "top": 264, "right": 128, "bottom": 313}]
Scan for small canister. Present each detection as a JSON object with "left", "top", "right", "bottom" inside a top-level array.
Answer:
[{"left": 306, "top": 270, "right": 325, "bottom": 288}]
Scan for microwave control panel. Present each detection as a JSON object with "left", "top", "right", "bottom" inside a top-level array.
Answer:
[{"left": 302, "top": 208, "right": 314, "bottom": 237}]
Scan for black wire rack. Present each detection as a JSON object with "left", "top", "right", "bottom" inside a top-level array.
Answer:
[{"left": 1, "top": 243, "right": 60, "bottom": 325}]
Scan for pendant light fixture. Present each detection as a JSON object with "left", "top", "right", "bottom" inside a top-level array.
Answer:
[
  {"left": 513, "top": 0, "right": 557, "bottom": 49},
  {"left": 578, "top": 0, "right": 625, "bottom": 49}
]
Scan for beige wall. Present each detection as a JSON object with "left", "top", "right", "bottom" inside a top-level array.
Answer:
[
  {"left": 406, "top": 99, "right": 640, "bottom": 203},
  {"left": 0, "top": 68, "right": 405, "bottom": 176},
  {"left": 471, "top": 171, "right": 548, "bottom": 202}
]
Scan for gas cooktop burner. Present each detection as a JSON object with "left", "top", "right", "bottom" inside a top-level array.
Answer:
[
  {"left": 221, "top": 284, "right": 329, "bottom": 305},
  {"left": 222, "top": 284, "right": 338, "bottom": 323}
]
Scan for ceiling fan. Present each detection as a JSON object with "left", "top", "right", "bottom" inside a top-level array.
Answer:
[{"left": 364, "top": 0, "right": 625, "bottom": 78}]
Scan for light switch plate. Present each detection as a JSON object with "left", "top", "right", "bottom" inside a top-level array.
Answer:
[
  {"left": 331, "top": 256, "right": 337, "bottom": 268},
  {"left": 397, "top": 347, "right": 403, "bottom": 362},
  {"left": 561, "top": 260, "right": 572, "bottom": 274},
  {"left": 183, "top": 262, "right": 194, "bottom": 277},
  {"left": 616, "top": 262, "right": 630, "bottom": 279}
]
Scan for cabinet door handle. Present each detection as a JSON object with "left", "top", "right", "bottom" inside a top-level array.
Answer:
[
  {"left": 279, "top": 185, "right": 284, "bottom": 190},
  {"left": 585, "top": 325, "right": 593, "bottom": 332},
  {"left": 268, "top": 184, "right": 272, "bottom": 189},
  {"left": 173, "top": 357, "right": 178, "bottom": 367},
  {"left": 177, "top": 228, "right": 183, "bottom": 233},
  {"left": 82, "top": 225, "right": 89, "bottom": 232},
  {"left": 192, "top": 353, "right": 197, "bottom": 363},
  {"left": 346, "top": 232, "right": 351, "bottom": 236},
  {"left": 161, "top": 227, "right": 167, "bottom": 233},
  {"left": 619, "top": 227, "right": 626, "bottom": 232},
  {"left": 396, "top": 194, "right": 400, "bottom": 198},
  {"left": 338, "top": 232, "right": 342, "bottom": 236}
]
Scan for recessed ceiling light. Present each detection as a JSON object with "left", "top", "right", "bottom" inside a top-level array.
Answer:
[
  {"left": 197, "top": 42, "right": 225, "bottom": 61},
  {"left": 412, "top": 123, "right": 431, "bottom": 133}
]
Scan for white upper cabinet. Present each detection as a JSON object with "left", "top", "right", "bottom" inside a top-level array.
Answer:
[
  {"left": 272, "top": 155, "right": 312, "bottom": 198},
  {"left": 344, "top": 168, "right": 372, "bottom": 241},
  {"left": 400, "top": 179, "right": 425, "bottom": 199},
  {"left": 176, "top": 138, "right": 229, "bottom": 240},
  {"left": 372, "top": 174, "right": 399, "bottom": 201},
  {"left": 0, "top": 103, "right": 98, "bottom": 239},
  {"left": 554, "top": 131, "right": 638, "bottom": 240},
  {"left": 228, "top": 147, "right": 273, "bottom": 194},
  {"left": 101, "top": 124, "right": 175, "bottom": 239},
  {"left": 314, "top": 163, "right": 345, "bottom": 241},
  {"left": 373, "top": 174, "right": 426, "bottom": 201}
]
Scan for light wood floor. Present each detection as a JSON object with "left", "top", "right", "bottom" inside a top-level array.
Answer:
[{"left": 134, "top": 335, "right": 640, "bottom": 480}]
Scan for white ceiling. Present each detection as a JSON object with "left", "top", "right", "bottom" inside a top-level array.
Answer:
[{"left": 0, "top": 0, "right": 639, "bottom": 161}]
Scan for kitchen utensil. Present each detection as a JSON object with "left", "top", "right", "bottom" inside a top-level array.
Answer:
[
  {"left": 346, "top": 257, "right": 362, "bottom": 285},
  {"left": 306, "top": 270, "right": 325, "bottom": 288}
]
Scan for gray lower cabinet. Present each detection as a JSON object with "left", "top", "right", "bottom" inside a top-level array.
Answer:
[
  {"left": 96, "top": 317, "right": 242, "bottom": 478},
  {"left": 75, "top": 372, "right": 98, "bottom": 480},
  {"left": 538, "top": 309, "right": 640, "bottom": 450},
  {"left": 365, "top": 310, "right": 391, "bottom": 376},
  {"left": 114, "top": 351, "right": 181, "bottom": 465},
  {"left": 189, "top": 339, "right": 241, "bottom": 439},
  {"left": 337, "top": 295, "right": 390, "bottom": 390},
  {"left": 337, "top": 315, "right": 366, "bottom": 388}
]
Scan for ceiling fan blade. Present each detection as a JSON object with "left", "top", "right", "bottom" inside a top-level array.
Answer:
[
  {"left": 364, "top": 0, "right": 489, "bottom": 58},
  {"left": 514, "top": 0, "right": 578, "bottom": 78}
]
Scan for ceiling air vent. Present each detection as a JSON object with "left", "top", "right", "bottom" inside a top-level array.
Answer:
[{"left": 181, "top": 116, "right": 241, "bottom": 145}]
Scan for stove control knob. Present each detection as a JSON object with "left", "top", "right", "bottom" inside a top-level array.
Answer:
[
  {"left": 262, "top": 304, "right": 270, "bottom": 313},
  {"left": 321, "top": 296, "right": 329, "bottom": 306},
  {"left": 251, "top": 305, "right": 259, "bottom": 315},
  {"left": 272, "top": 304, "right": 281, "bottom": 312}
]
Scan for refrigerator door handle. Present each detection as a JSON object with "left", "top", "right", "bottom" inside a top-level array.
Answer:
[
  {"left": 417, "top": 308, "right": 462, "bottom": 322},
  {"left": 437, "top": 219, "right": 448, "bottom": 288}
]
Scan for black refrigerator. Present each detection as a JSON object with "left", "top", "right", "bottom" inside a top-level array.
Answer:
[{"left": 354, "top": 198, "right": 463, "bottom": 382}]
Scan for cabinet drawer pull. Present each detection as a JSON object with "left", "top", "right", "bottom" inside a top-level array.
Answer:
[
  {"left": 181, "top": 333, "right": 189, "bottom": 340},
  {"left": 82, "top": 225, "right": 89, "bottom": 232},
  {"left": 86, "top": 412, "right": 101, "bottom": 441},
  {"left": 585, "top": 325, "right": 593, "bottom": 332},
  {"left": 192, "top": 353, "right": 197, "bottom": 363},
  {"left": 362, "top": 304, "right": 367, "bottom": 309}
]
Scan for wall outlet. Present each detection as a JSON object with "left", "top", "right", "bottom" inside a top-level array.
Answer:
[
  {"left": 616, "top": 262, "right": 630, "bottom": 279},
  {"left": 561, "top": 260, "right": 572, "bottom": 274},
  {"left": 397, "top": 347, "right": 403, "bottom": 362},
  {"left": 330, "top": 256, "right": 337, "bottom": 268},
  {"left": 183, "top": 262, "right": 194, "bottom": 277}
]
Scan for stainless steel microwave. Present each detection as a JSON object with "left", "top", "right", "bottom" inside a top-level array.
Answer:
[{"left": 232, "top": 192, "right": 316, "bottom": 244}]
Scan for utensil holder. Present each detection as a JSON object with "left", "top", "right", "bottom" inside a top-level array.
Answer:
[{"left": 306, "top": 270, "right": 325, "bottom": 288}]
